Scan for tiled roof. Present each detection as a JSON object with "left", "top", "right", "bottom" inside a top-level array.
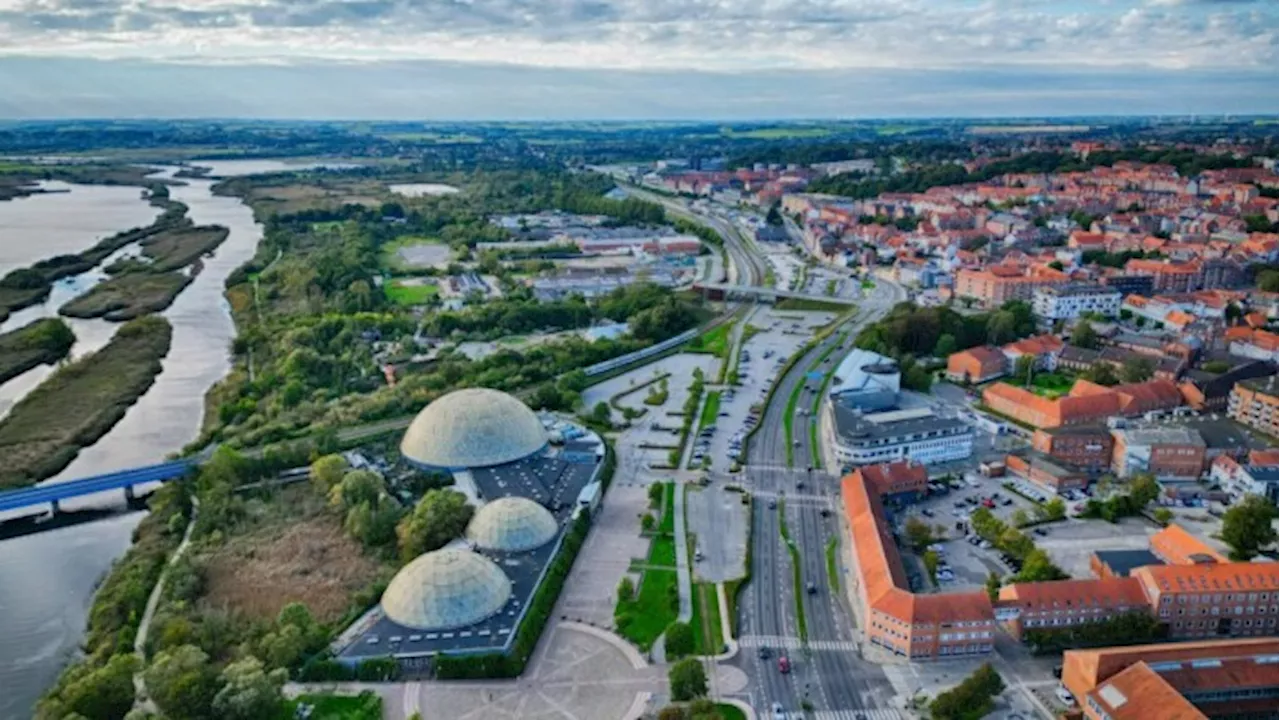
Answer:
[
  {"left": 1087, "top": 663, "right": 1206, "bottom": 720},
  {"left": 1133, "top": 561, "right": 1280, "bottom": 595},
  {"left": 1149, "top": 524, "right": 1228, "bottom": 566},
  {"left": 1064, "top": 637, "right": 1280, "bottom": 697},
  {"left": 1248, "top": 449, "right": 1279, "bottom": 466},
  {"left": 998, "top": 577, "right": 1148, "bottom": 610},
  {"left": 858, "top": 461, "right": 927, "bottom": 495}
]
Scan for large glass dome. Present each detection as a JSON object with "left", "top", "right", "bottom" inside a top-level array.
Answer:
[
  {"left": 400, "top": 388, "right": 547, "bottom": 469},
  {"left": 381, "top": 549, "right": 512, "bottom": 630},
  {"left": 467, "top": 497, "right": 559, "bottom": 552}
]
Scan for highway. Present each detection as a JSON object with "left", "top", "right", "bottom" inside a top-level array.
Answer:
[{"left": 732, "top": 275, "right": 907, "bottom": 716}]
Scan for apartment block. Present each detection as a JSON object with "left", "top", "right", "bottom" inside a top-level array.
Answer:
[
  {"left": 956, "top": 264, "right": 1070, "bottom": 307},
  {"left": 1130, "top": 562, "right": 1280, "bottom": 640},
  {"left": 1032, "top": 283, "right": 1123, "bottom": 321},
  {"left": 1227, "top": 376, "right": 1278, "bottom": 437},
  {"left": 1031, "top": 425, "right": 1114, "bottom": 470}
]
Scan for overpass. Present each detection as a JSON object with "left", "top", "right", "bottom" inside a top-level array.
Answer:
[
  {"left": 691, "top": 282, "right": 860, "bottom": 306},
  {"left": 0, "top": 460, "right": 195, "bottom": 514}
]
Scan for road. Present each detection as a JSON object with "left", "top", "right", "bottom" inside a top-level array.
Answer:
[{"left": 731, "top": 276, "right": 907, "bottom": 716}]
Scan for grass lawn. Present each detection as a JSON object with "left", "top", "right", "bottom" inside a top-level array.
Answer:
[
  {"left": 615, "top": 568, "right": 678, "bottom": 651},
  {"left": 284, "top": 691, "right": 382, "bottom": 720},
  {"left": 383, "top": 278, "right": 439, "bottom": 306},
  {"left": 691, "top": 322, "right": 733, "bottom": 357},
  {"left": 861, "top": 278, "right": 876, "bottom": 289},
  {"left": 648, "top": 534, "right": 677, "bottom": 567},
  {"left": 379, "top": 235, "right": 449, "bottom": 271},
  {"left": 721, "top": 126, "right": 833, "bottom": 140},
  {"left": 1010, "top": 371, "right": 1076, "bottom": 398},
  {"left": 659, "top": 482, "right": 676, "bottom": 535},
  {"left": 691, "top": 582, "right": 724, "bottom": 655},
  {"left": 698, "top": 391, "right": 722, "bottom": 433},
  {"left": 775, "top": 297, "right": 851, "bottom": 313},
  {"left": 715, "top": 704, "right": 748, "bottom": 720}
]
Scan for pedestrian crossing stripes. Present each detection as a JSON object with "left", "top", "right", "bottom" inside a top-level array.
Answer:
[
  {"left": 740, "top": 635, "right": 860, "bottom": 652},
  {"left": 783, "top": 710, "right": 902, "bottom": 720}
]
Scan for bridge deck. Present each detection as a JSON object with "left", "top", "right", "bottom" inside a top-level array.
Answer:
[{"left": 0, "top": 460, "right": 195, "bottom": 513}]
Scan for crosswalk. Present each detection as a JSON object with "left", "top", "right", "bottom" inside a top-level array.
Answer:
[
  {"left": 779, "top": 710, "right": 903, "bottom": 720},
  {"left": 740, "top": 634, "right": 861, "bottom": 652}
]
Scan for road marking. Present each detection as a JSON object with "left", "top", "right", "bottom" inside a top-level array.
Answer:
[
  {"left": 779, "top": 710, "right": 903, "bottom": 720},
  {"left": 739, "top": 635, "right": 861, "bottom": 652}
]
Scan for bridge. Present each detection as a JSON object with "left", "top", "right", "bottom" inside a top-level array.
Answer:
[
  {"left": 0, "top": 460, "right": 196, "bottom": 514},
  {"left": 691, "top": 282, "right": 860, "bottom": 306}
]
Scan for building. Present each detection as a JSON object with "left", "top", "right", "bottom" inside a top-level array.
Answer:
[
  {"left": 1005, "top": 451, "right": 1091, "bottom": 492},
  {"left": 842, "top": 467, "right": 996, "bottom": 660},
  {"left": 1124, "top": 259, "right": 1201, "bottom": 294},
  {"left": 945, "top": 346, "right": 1007, "bottom": 384},
  {"left": 1031, "top": 426, "right": 1114, "bottom": 470},
  {"left": 1002, "top": 334, "right": 1066, "bottom": 372},
  {"left": 1148, "top": 524, "right": 1227, "bottom": 566},
  {"left": 1227, "top": 376, "right": 1278, "bottom": 437},
  {"left": 995, "top": 578, "right": 1150, "bottom": 641},
  {"left": 1210, "top": 456, "right": 1279, "bottom": 505},
  {"left": 1091, "top": 550, "right": 1164, "bottom": 579},
  {"left": 955, "top": 264, "right": 1070, "bottom": 307},
  {"left": 1101, "top": 273, "right": 1155, "bottom": 298},
  {"left": 400, "top": 388, "right": 549, "bottom": 470},
  {"left": 1033, "top": 284, "right": 1123, "bottom": 321},
  {"left": 380, "top": 549, "right": 513, "bottom": 631},
  {"left": 830, "top": 406, "right": 975, "bottom": 469},
  {"left": 1062, "top": 639, "right": 1280, "bottom": 720},
  {"left": 983, "top": 378, "right": 1184, "bottom": 429},
  {"left": 1110, "top": 426, "right": 1207, "bottom": 480},
  {"left": 854, "top": 459, "right": 928, "bottom": 501},
  {"left": 828, "top": 348, "right": 901, "bottom": 412},
  {"left": 1178, "top": 360, "right": 1277, "bottom": 413},
  {"left": 1130, "top": 562, "right": 1280, "bottom": 640}
]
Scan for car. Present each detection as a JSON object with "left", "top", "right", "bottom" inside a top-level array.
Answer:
[
  {"left": 979, "top": 540, "right": 993, "bottom": 549},
  {"left": 768, "top": 499, "right": 777, "bottom": 509},
  {"left": 806, "top": 582, "right": 817, "bottom": 594},
  {"left": 695, "top": 549, "right": 704, "bottom": 561},
  {"left": 982, "top": 498, "right": 995, "bottom": 509},
  {"left": 1052, "top": 664, "right": 1063, "bottom": 679},
  {"left": 820, "top": 508, "right": 830, "bottom": 517},
  {"left": 968, "top": 535, "right": 981, "bottom": 545},
  {"left": 1033, "top": 527, "right": 1049, "bottom": 537},
  {"left": 758, "top": 646, "right": 771, "bottom": 659},
  {"left": 772, "top": 702, "right": 786, "bottom": 720},
  {"left": 778, "top": 656, "right": 790, "bottom": 674},
  {"left": 921, "top": 508, "right": 934, "bottom": 517},
  {"left": 1056, "top": 686, "right": 1076, "bottom": 706}
]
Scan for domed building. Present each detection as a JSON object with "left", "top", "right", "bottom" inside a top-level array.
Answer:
[
  {"left": 400, "top": 388, "right": 547, "bottom": 470},
  {"left": 466, "top": 497, "right": 559, "bottom": 552},
  {"left": 381, "top": 549, "right": 512, "bottom": 630}
]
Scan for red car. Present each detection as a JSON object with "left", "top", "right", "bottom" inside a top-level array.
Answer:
[
  {"left": 982, "top": 498, "right": 995, "bottom": 509},
  {"left": 778, "top": 656, "right": 790, "bottom": 674}
]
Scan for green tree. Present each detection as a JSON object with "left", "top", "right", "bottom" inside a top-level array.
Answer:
[
  {"left": 1128, "top": 473, "right": 1160, "bottom": 508},
  {"left": 617, "top": 576, "right": 635, "bottom": 600},
  {"left": 1015, "top": 549, "right": 1068, "bottom": 582},
  {"left": 144, "top": 645, "right": 219, "bottom": 720},
  {"left": 904, "top": 517, "right": 936, "bottom": 551},
  {"left": 984, "top": 571, "right": 1002, "bottom": 603},
  {"left": 665, "top": 621, "right": 695, "bottom": 659},
  {"left": 396, "top": 489, "right": 475, "bottom": 559},
  {"left": 1083, "top": 361, "right": 1119, "bottom": 386},
  {"left": 933, "top": 333, "right": 958, "bottom": 358},
  {"left": 649, "top": 482, "right": 665, "bottom": 508},
  {"left": 1258, "top": 269, "right": 1279, "bottom": 293},
  {"left": 1013, "top": 354, "right": 1036, "bottom": 385},
  {"left": 37, "top": 654, "right": 138, "bottom": 720},
  {"left": 345, "top": 495, "right": 403, "bottom": 549},
  {"left": 668, "top": 658, "right": 708, "bottom": 701},
  {"left": 986, "top": 311, "right": 1017, "bottom": 345},
  {"left": 211, "top": 657, "right": 286, "bottom": 720},
  {"left": 930, "top": 663, "right": 1005, "bottom": 720},
  {"left": 1153, "top": 507, "right": 1173, "bottom": 526},
  {"left": 590, "top": 401, "right": 612, "bottom": 426},
  {"left": 1121, "top": 357, "right": 1156, "bottom": 383},
  {"left": 1041, "top": 497, "right": 1067, "bottom": 521},
  {"left": 1221, "top": 495, "right": 1279, "bottom": 561},
  {"left": 309, "top": 454, "right": 348, "bottom": 494},
  {"left": 1070, "top": 320, "right": 1099, "bottom": 349},
  {"left": 923, "top": 550, "right": 940, "bottom": 584},
  {"left": 328, "top": 469, "right": 386, "bottom": 511},
  {"left": 1010, "top": 508, "right": 1030, "bottom": 527}
]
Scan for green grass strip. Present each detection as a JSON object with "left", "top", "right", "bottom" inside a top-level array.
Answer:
[
  {"left": 826, "top": 537, "right": 839, "bottom": 591},
  {"left": 698, "top": 391, "right": 722, "bottom": 433},
  {"left": 777, "top": 500, "right": 808, "bottom": 643}
]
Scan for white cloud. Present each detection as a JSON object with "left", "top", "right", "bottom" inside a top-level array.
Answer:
[{"left": 0, "top": 0, "right": 1272, "bottom": 74}]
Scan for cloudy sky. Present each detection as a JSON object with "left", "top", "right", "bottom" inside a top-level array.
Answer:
[{"left": 0, "top": 0, "right": 1275, "bottom": 119}]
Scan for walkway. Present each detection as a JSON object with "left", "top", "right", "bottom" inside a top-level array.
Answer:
[
  {"left": 132, "top": 498, "right": 200, "bottom": 711},
  {"left": 672, "top": 483, "right": 692, "bottom": 625}
]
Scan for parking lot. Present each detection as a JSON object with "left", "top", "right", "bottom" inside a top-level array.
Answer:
[
  {"left": 686, "top": 485, "right": 750, "bottom": 582},
  {"left": 1035, "top": 517, "right": 1160, "bottom": 579},
  {"left": 895, "top": 471, "right": 1047, "bottom": 592},
  {"left": 697, "top": 308, "right": 835, "bottom": 472}
]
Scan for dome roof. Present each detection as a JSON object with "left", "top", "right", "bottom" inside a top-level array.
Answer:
[
  {"left": 467, "top": 497, "right": 558, "bottom": 552},
  {"left": 381, "top": 549, "right": 512, "bottom": 630},
  {"left": 400, "top": 388, "right": 546, "bottom": 469}
]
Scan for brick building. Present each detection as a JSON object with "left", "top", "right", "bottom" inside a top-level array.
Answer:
[
  {"left": 1130, "top": 562, "right": 1280, "bottom": 640},
  {"left": 1005, "top": 452, "right": 1090, "bottom": 492},
  {"left": 996, "top": 578, "right": 1150, "bottom": 641},
  {"left": 1031, "top": 425, "right": 1114, "bottom": 470},
  {"left": 1110, "top": 426, "right": 1207, "bottom": 480},
  {"left": 1228, "top": 376, "right": 1278, "bottom": 437},
  {"left": 982, "top": 378, "right": 1184, "bottom": 429},
  {"left": 955, "top": 264, "right": 1070, "bottom": 307},
  {"left": 945, "top": 346, "right": 1007, "bottom": 384}
]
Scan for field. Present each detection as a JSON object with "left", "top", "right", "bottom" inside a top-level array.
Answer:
[
  {"left": 225, "top": 179, "right": 390, "bottom": 216},
  {"left": 1010, "top": 371, "right": 1076, "bottom": 399},
  {"left": 195, "top": 485, "right": 391, "bottom": 624},
  {"left": 379, "top": 235, "right": 451, "bottom": 270},
  {"left": 383, "top": 278, "right": 439, "bottom": 305},
  {"left": 0, "top": 316, "right": 172, "bottom": 488},
  {"left": 59, "top": 271, "right": 191, "bottom": 320},
  {"left": 721, "top": 126, "right": 833, "bottom": 140},
  {"left": 690, "top": 322, "right": 733, "bottom": 357}
]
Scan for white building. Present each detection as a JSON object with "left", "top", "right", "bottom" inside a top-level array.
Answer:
[
  {"left": 828, "top": 348, "right": 900, "bottom": 412},
  {"left": 829, "top": 406, "right": 974, "bottom": 467},
  {"left": 1032, "top": 283, "right": 1122, "bottom": 321}
]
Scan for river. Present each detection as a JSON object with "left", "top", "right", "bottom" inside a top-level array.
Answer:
[{"left": 0, "top": 162, "right": 274, "bottom": 719}]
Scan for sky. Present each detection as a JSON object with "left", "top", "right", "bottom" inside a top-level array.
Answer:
[{"left": 0, "top": 0, "right": 1275, "bottom": 119}]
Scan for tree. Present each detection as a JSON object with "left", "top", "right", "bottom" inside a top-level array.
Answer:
[
  {"left": 1015, "top": 549, "right": 1068, "bottom": 582},
  {"left": 658, "top": 706, "right": 687, "bottom": 720},
  {"left": 904, "top": 517, "right": 936, "bottom": 550},
  {"left": 1153, "top": 507, "right": 1173, "bottom": 526},
  {"left": 641, "top": 513, "right": 656, "bottom": 531},
  {"left": 145, "top": 645, "right": 219, "bottom": 720},
  {"left": 668, "top": 658, "right": 708, "bottom": 701},
  {"left": 345, "top": 495, "right": 403, "bottom": 549},
  {"left": 38, "top": 653, "right": 138, "bottom": 720},
  {"left": 589, "top": 401, "right": 612, "bottom": 426},
  {"left": 1221, "top": 495, "right": 1279, "bottom": 561},
  {"left": 617, "top": 577, "right": 635, "bottom": 601},
  {"left": 1258, "top": 269, "right": 1279, "bottom": 293},
  {"left": 397, "top": 489, "right": 475, "bottom": 559},
  {"left": 211, "top": 657, "right": 286, "bottom": 720},
  {"left": 984, "top": 571, "right": 1002, "bottom": 603},
  {"left": 1128, "top": 473, "right": 1160, "bottom": 508},
  {"left": 1070, "top": 320, "right": 1099, "bottom": 350},
  {"left": 649, "top": 482, "right": 665, "bottom": 508},
  {"left": 1010, "top": 508, "right": 1030, "bottom": 527},
  {"left": 328, "top": 469, "right": 386, "bottom": 511},
  {"left": 665, "top": 621, "right": 695, "bottom": 659},
  {"left": 309, "top": 454, "right": 348, "bottom": 494},
  {"left": 1083, "top": 361, "right": 1118, "bottom": 386},
  {"left": 986, "top": 311, "right": 1017, "bottom": 345},
  {"left": 930, "top": 663, "right": 1005, "bottom": 720},
  {"left": 1041, "top": 497, "right": 1067, "bottom": 521},
  {"left": 1121, "top": 357, "right": 1156, "bottom": 383},
  {"left": 933, "top": 333, "right": 957, "bottom": 358},
  {"left": 1048, "top": 260, "right": 1065, "bottom": 271},
  {"left": 1013, "top": 354, "right": 1036, "bottom": 385}
]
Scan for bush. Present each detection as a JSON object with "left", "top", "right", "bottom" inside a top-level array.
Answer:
[
  {"left": 668, "top": 658, "right": 708, "bottom": 702},
  {"left": 1024, "top": 611, "right": 1165, "bottom": 654},
  {"left": 664, "top": 622, "right": 695, "bottom": 659},
  {"left": 930, "top": 664, "right": 1004, "bottom": 720}
]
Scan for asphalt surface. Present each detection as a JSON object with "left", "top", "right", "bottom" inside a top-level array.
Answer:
[{"left": 731, "top": 277, "right": 907, "bottom": 716}]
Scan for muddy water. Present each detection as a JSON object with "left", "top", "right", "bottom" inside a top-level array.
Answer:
[{"left": 0, "top": 172, "right": 263, "bottom": 719}]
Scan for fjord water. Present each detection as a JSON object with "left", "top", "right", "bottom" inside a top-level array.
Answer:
[{"left": 0, "top": 171, "right": 264, "bottom": 719}]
